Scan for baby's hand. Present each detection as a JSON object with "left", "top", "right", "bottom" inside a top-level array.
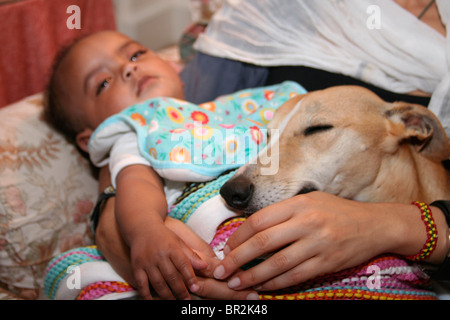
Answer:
[{"left": 129, "top": 224, "right": 207, "bottom": 300}]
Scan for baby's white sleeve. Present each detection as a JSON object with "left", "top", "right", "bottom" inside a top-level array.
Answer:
[{"left": 109, "top": 131, "right": 150, "bottom": 188}]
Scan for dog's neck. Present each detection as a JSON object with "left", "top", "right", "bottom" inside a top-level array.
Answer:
[{"left": 358, "top": 147, "right": 450, "bottom": 204}]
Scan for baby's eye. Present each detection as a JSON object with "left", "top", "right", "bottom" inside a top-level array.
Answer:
[
  {"left": 96, "top": 78, "right": 111, "bottom": 95},
  {"left": 130, "top": 50, "right": 147, "bottom": 62}
]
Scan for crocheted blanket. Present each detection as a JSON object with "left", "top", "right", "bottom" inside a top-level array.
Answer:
[
  {"left": 44, "top": 172, "right": 437, "bottom": 300},
  {"left": 44, "top": 228, "right": 437, "bottom": 300}
]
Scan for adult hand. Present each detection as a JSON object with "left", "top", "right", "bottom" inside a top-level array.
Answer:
[
  {"left": 212, "top": 192, "right": 419, "bottom": 291},
  {"left": 193, "top": 250, "right": 259, "bottom": 300}
]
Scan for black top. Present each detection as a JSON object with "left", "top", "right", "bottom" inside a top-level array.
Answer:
[{"left": 265, "top": 65, "right": 431, "bottom": 106}]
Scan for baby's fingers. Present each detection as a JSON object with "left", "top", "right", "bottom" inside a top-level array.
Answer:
[
  {"left": 150, "top": 264, "right": 179, "bottom": 300},
  {"left": 171, "top": 251, "right": 201, "bottom": 295},
  {"left": 134, "top": 268, "right": 153, "bottom": 300}
]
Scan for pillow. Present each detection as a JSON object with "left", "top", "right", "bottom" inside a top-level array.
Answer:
[{"left": 0, "top": 94, "right": 98, "bottom": 299}]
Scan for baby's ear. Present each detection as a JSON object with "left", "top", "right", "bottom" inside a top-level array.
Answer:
[{"left": 76, "top": 128, "right": 93, "bottom": 154}]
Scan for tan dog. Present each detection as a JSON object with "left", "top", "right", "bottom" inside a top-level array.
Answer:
[{"left": 220, "top": 86, "right": 450, "bottom": 215}]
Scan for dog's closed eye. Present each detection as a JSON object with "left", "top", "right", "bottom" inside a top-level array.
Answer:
[{"left": 304, "top": 125, "right": 334, "bottom": 136}]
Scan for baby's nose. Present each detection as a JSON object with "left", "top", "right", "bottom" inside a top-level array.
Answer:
[{"left": 123, "top": 63, "right": 138, "bottom": 79}]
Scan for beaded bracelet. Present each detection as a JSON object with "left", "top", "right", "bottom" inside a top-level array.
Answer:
[{"left": 406, "top": 201, "right": 438, "bottom": 261}]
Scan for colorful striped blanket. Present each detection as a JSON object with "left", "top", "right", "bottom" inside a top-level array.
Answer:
[{"left": 44, "top": 174, "right": 437, "bottom": 300}]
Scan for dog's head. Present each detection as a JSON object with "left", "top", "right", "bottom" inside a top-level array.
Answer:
[{"left": 220, "top": 86, "right": 450, "bottom": 215}]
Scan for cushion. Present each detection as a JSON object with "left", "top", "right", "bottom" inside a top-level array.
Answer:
[{"left": 0, "top": 94, "right": 98, "bottom": 299}]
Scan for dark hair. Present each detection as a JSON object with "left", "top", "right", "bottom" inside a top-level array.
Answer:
[{"left": 43, "top": 35, "right": 87, "bottom": 146}]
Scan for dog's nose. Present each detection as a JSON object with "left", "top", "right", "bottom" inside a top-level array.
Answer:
[{"left": 220, "top": 175, "right": 254, "bottom": 210}]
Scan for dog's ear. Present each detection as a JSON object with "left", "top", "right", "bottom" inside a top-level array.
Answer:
[{"left": 385, "top": 103, "right": 450, "bottom": 161}]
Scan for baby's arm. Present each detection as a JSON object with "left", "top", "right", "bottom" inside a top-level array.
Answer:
[{"left": 115, "top": 164, "right": 206, "bottom": 300}]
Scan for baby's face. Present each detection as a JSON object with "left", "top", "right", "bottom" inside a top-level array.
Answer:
[{"left": 58, "top": 31, "right": 185, "bottom": 131}]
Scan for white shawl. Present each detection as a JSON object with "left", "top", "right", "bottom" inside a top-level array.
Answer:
[{"left": 195, "top": 0, "right": 450, "bottom": 137}]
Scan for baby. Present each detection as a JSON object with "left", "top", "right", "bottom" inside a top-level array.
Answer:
[{"left": 45, "top": 30, "right": 304, "bottom": 300}]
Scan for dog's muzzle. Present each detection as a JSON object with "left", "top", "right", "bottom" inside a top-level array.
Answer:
[{"left": 220, "top": 175, "right": 319, "bottom": 215}]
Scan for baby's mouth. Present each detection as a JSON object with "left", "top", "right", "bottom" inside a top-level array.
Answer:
[{"left": 137, "top": 76, "right": 156, "bottom": 97}]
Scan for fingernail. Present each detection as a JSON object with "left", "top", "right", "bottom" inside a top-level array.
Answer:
[
  {"left": 223, "top": 245, "right": 231, "bottom": 256},
  {"left": 227, "top": 277, "right": 241, "bottom": 289},
  {"left": 213, "top": 265, "right": 225, "bottom": 279},
  {"left": 190, "top": 284, "right": 199, "bottom": 293},
  {"left": 246, "top": 293, "right": 260, "bottom": 300}
]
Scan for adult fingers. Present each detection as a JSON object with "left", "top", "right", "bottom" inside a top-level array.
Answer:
[
  {"left": 192, "top": 251, "right": 259, "bottom": 300},
  {"left": 222, "top": 237, "right": 315, "bottom": 290},
  {"left": 225, "top": 203, "right": 293, "bottom": 252},
  {"left": 182, "top": 245, "right": 208, "bottom": 272},
  {"left": 230, "top": 244, "right": 326, "bottom": 291},
  {"left": 194, "top": 276, "right": 260, "bottom": 300},
  {"left": 214, "top": 217, "right": 301, "bottom": 281},
  {"left": 194, "top": 237, "right": 217, "bottom": 258},
  {"left": 193, "top": 250, "right": 222, "bottom": 278},
  {"left": 256, "top": 256, "right": 323, "bottom": 291}
]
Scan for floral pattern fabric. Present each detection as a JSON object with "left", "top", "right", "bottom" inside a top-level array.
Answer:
[
  {"left": 90, "top": 82, "right": 306, "bottom": 182},
  {"left": 0, "top": 94, "right": 98, "bottom": 299}
]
